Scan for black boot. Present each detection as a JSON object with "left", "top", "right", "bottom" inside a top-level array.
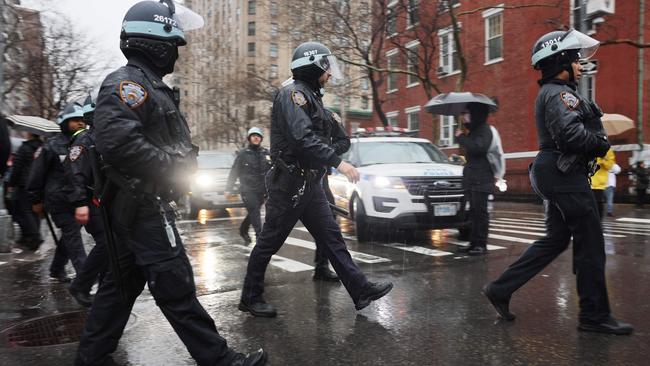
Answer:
[
  {"left": 355, "top": 282, "right": 393, "bottom": 311},
  {"left": 240, "top": 231, "right": 252, "bottom": 245},
  {"left": 238, "top": 299, "right": 277, "bottom": 318},
  {"left": 482, "top": 284, "right": 515, "bottom": 321},
  {"left": 230, "top": 349, "right": 267, "bottom": 366},
  {"left": 578, "top": 317, "right": 634, "bottom": 335},
  {"left": 69, "top": 287, "right": 94, "bottom": 307},
  {"left": 468, "top": 246, "right": 488, "bottom": 256},
  {"left": 313, "top": 266, "right": 339, "bottom": 282}
]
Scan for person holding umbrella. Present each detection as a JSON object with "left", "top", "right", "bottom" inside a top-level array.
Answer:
[
  {"left": 483, "top": 29, "right": 632, "bottom": 335},
  {"left": 425, "top": 92, "right": 499, "bottom": 256}
]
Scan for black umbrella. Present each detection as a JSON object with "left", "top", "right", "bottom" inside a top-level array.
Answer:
[
  {"left": 5, "top": 115, "right": 60, "bottom": 136},
  {"left": 424, "top": 92, "right": 498, "bottom": 116}
]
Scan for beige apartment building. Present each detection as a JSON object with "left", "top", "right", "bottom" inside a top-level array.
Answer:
[{"left": 174, "top": 0, "right": 373, "bottom": 150}]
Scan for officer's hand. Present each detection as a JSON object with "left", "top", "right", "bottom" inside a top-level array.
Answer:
[
  {"left": 32, "top": 203, "right": 43, "bottom": 215},
  {"left": 337, "top": 161, "right": 360, "bottom": 183},
  {"left": 75, "top": 206, "right": 90, "bottom": 225}
]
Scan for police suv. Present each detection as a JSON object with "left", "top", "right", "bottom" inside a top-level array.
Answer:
[{"left": 328, "top": 128, "right": 467, "bottom": 241}]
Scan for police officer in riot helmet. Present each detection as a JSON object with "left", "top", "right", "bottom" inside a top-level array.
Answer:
[
  {"left": 225, "top": 127, "right": 272, "bottom": 244},
  {"left": 239, "top": 41, "right": 393, "bottom": 318},
  {"left": 75, "top": 2, "right": 267, "bottom": 365},
  {"left": 64, "top": 91, "right": 109, "bottom": 307},
  {"left": 27, "top": 100, "right": 88, "bottom": 282},
  {"left": 483, "top": 29, "right": 633, "bottom": 335}
]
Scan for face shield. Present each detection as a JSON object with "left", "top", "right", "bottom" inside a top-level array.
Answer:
[
  {"left": 560, "top": 29, "right": 599, "bottom": 61},
  {"left": 173, "top": 2, "right": 205, "bottom": 31},
  {"left": 315, "top": 55, "right": 344, "bottom": 84}
]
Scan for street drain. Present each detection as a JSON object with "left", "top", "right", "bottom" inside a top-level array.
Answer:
[{"left": 0, "top": 310, "right": 88, "bottom": 347}]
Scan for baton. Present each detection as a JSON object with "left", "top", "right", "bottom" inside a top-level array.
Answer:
[
  {"left": 98, "top": 186, "right": 129, "bottom": 305},
  {"left": 44, "top": 213, "right": 61, "bottom": 247}
]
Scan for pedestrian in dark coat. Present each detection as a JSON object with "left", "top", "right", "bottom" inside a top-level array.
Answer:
[
  {"left": 632, "top": 161, "right": 648, "bottom": 208},
  {"left": 455, "top": 103, "right": 493, "bottom": 256}
]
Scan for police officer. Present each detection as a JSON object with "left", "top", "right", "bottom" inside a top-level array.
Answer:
[
  {"left": 75, "top": 2, "right": 266, "bottom": 365},
  {"left": 7, "top": 132, "right": 44, "bottom": 250},
  {"left": 483, "top": 29, "right": 633, "bottom": 335},
  {"left": 239, "top": 41, "right": 393, "bottom": 318},
  {"left": 312, "top": 108, "right": 350, "bottom": 282},
  {"left": 27, "top": 100, "right": 88, "bottom": 282},
  {"left": 225, "top": 127, "right": 272, "bottom": 244},
  {"left": 454, "top": 103, "right": 494, "bottom": 256},
  {"left": 64, "top": 92, "right": 109, "bottom": 307}
]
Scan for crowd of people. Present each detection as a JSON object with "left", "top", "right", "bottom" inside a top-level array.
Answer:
[{"left": 1, "top": 0, "right": 648, "bottom": 365}]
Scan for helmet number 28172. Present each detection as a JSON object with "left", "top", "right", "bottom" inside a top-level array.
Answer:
[{"left": 153, "top": 14, "right": 177, "bottom": 27}]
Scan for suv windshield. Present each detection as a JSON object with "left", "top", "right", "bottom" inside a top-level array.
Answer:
[
  {"left": 197, "top": 153, "right": 234, "bottom": 169},
  {"left": 357, "top": 141, "right": 449, "bottom": 166}
]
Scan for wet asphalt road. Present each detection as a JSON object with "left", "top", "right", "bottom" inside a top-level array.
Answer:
[{"left": 0, "top": 202, "right": 649, "bottom": 365}]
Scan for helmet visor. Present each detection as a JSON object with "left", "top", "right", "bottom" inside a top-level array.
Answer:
[
  {"left": 316, "top": 55, "right": 344, "bottom": 84},
  {"left": 173, "top": 3, "right": 204, "bottom": 31},
  {"left": 561, "top": 29, "right": 600, "bottom": 60}
]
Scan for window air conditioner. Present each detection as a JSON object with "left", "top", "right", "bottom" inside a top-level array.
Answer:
[
  {"left": 586, "top": 0, "right": 615, "bottom": 16},
  {"left": 438, "top": 138, "right": 450, "bottom": 147}
]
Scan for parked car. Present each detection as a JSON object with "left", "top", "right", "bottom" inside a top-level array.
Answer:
[
  {"left": 185, "top": 150, "right": 244, "bottom": 217},
  {"left": 328, "top": 131, "right": 468, "bottom": 241}
]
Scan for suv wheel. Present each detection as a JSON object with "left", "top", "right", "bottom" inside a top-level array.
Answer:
[{"left": 352, "top": 196, "right": 371, "bottom": 242}]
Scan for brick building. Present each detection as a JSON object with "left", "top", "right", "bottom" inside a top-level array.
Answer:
[{"left": 372, "top": 0, "right": 649, "bottom": 199}]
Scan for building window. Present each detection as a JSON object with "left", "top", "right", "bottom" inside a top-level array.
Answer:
[
  {"left": 247, "top": 42, "right": 256, "bottom": 57},
  {"left": 269, "top": 43, "right": 278, "bottom": 58},
  {"left": 246, "top": 105, "right": 255, "bottom": 120},
  {"left": 438, "top": 29, "right": 459, "bottom": 75},
  {"left": 386, "top": 51, "right": 398, "bottom": 92},
  {"left": 248, "top": 0, "right": 256, "bottom": 15},
  {"left": 386, "top": 6, "right": 397, "bottom": 36},
  {"left": 248, "top": 21, "right": 256, "bottom": 36},
  {"left": 361, "top": 78, "right": 370, "bottom": 90},
  {"left": 585, "top": 75, "right": 596, "bottom": 101},
  {"left": 406, "top": 42, "right": 419, "bottom": 86},
  {"left": 361, "top": 96, "right": 369, "bottom": 109},
  {"left": 270, "top": 1, "right": 278, "bottom": 16},
  {"left": 406, "top": 107, "right": 420, "bottom": 131},
  {"left": 571, "top": 0, "right": 581, "bottom": 29},
  {"left": 247, "top": 64, "right": 255, "bottom": 75},
  {"left": 386, "top": 112, "right": 399, "bottom": 127},
  {"left": 439, "top": 115, "right": 458, "bottom": 146},
  {"left": 438, "top": 0, "right": 460, "bottom": 13},
  {"left": 269, "top": 64, "right": 278, "bottom": 79},
  {"left": 407, "top": 0, "right": 419, "bottom": 28},
  {"left": 270, "top": 23, "right": 278, "bottom": 38},
  {"left": 483, "top": 7, "right": 503, "bottom": 63}
]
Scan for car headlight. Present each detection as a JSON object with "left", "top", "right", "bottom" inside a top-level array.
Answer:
[
  {"left": 364, "top": 175, "right": 405, "bottom": 189},
  {"left": 195, "top": 174, "right": 212, "bottom": 187}
]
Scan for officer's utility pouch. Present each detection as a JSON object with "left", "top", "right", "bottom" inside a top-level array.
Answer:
[{"left": 556, "top": 153, "right": 578, "bottom": 173}]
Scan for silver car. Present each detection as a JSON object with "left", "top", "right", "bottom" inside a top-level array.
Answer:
[{"left": 185, "top": 150, "right": 244, "bottom": 217}]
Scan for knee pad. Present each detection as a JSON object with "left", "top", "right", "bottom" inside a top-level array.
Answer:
[{"left": 146, "top": 256, "right": 196, "bottom": 304}]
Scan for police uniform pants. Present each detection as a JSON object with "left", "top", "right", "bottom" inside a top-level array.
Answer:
[
  {"left": 11, "top": 188, "right": 42, "bottom": 241},
  {"left": 76, "top": 195, "right": 235, "bottom": 366},
  {"left": 465, "top": 190, "right": 490, "bottom": 248},
  {"left": 70, "top": 205, "right": 108, "bottom": 295},
  {"left": 489, "top": 153, "right": 611, "bottom": 324},
  {"left": 49, "top": 210, "right": 87, "bottom": 276},
  {"left": 241, "top": 169, "right": 369, "bottom": 305},
  {"left": 314, "top": 175, "right": 335, "bottom": 269},
  {"left": 240, "top": 190, "right": 265, "bottom": 236}
]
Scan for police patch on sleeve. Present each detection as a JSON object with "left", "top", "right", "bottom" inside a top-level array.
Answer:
[
  {"left": 331, "top": 112, "right": 342, "bottom": 124},
  {"left": 560, "top": 91, "right": 580, "bottom": 110},
  {"left": 69, "top": 146, "right": 84, "bottom": 162},
  {"left": 119, "top": 81, "right": 148, "bottom": 109},
  {"left": 291, "top": 90, "right": 307, "bottom": 106}
]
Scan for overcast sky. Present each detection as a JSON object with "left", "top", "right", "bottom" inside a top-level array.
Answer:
[{"left": 21, "top": 0, "right": 148, "bottom": 80}]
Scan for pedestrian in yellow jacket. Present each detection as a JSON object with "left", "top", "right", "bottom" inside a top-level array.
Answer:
[{"left": 591, "top": 148, "right": 616, "bottom": 219}]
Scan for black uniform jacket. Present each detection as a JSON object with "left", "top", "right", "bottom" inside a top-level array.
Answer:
[
  {"left": 94, "top": 58, "right": 196, "bottom": 196},
  {"left": 64, "top": 129, "right": 95, "bottom": 208},
  {"left": 458, "top": 122, "right": 493, "bottom": 192},
  {"left": 226, "top": 145, "right": 272, "bottom": 194},
  {"left": 323, "top": 109, "right": 350, "bottom": 156},
  {"left": 270, "top": 80, "right": 342, "bottom": 170},
  {"left": 535, "top": 79, "right": 609, "bottom": 173},
  {"left": 9, "top": 139, "right": 43, "bottom": 189},
  {"left": 26, "top": 133, "right": 75, "bottom": 212}
]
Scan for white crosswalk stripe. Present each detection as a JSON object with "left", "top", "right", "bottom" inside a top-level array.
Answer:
[
  {"left": 284, "top": 237, "right": 391, "bottom": 264},
  {"left": 446, "top": 240, "right": 505, "bottom": 251},
  {"left": 232, "top": 244, "right": 314, "bottom": 272},
  {"left": 495, "top": 217, "right": 650, "bottom": 236},
  {"left": 490, "top": 220, "right": 627, "bottom": 238},
  {"left": 381, "top": 243, "right": 453, "bottom": 257}
]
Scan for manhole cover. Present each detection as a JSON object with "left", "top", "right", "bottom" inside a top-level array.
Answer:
[{"left": 0, "top": 310, "right": 88, "bottom": 347}]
